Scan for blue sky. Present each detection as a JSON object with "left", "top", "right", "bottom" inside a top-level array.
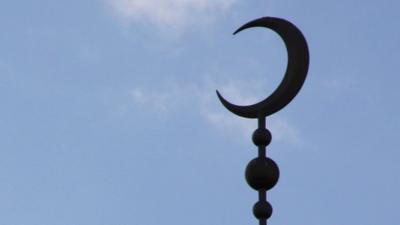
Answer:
[{"left": 0, "top": 0, "right": 399, "bottom": 225}]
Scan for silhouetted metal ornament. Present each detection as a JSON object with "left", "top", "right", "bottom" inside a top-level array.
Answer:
[
  {"left": 245, "top": 157, "right": 279, "bottom": 190},
  {"left": 253, "top": 201, "right": 273, "bottom": 219},
  {"left": 216, "top": 16, "right": 309, "bottom": 225},
  {"left": 216, "top": 17, "right": 309, "bottom": 118},
  {"left": 252, "top": 128, "right": 272, "bottom": 146}
]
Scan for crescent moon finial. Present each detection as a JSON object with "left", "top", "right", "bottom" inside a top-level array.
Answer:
[{"left": 216, "top": 17, "right": 309, "bottom": 118}]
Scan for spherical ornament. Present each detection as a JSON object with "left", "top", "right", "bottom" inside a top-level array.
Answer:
[
  {"left": 252, "top": 128, "right": 272, "bottom": 146},
  {"left": 253, "top": 201, "right": 273, "bottom": 219},
  {"left": 245, "top": 157, "right": 279, "bottom": 190}
]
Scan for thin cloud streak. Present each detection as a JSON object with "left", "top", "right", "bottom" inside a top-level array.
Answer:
[
  {"left": 107, "top": 0, "right": 236, "bottom": 33},
  {"left": 129, "top": 79, "right": 303, "bottom": 145}
]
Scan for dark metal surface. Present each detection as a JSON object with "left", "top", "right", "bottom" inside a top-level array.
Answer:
[
  {"left": 216, "top": 16, "right": 309, "bottom": 225},
  {"left": 249, "top": 116, "right": 277, "bottom": 225},
  {"left": 216, "top": 17, "right": 309, "bottom": 118}
]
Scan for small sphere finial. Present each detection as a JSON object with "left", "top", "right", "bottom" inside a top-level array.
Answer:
[
  {"left": 253, "top": 201, "right": 273, "bottom": 219},
  {"left": 252, "top": 128, "right": 272, "bottom": 146}
]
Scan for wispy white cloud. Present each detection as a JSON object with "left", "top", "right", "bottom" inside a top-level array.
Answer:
[
  {"left": 106, "top": 0, "right": 236, "bottom": 33},
  {"left": 131, "top": 88, "right": 170, "bottom": 112},
  {"left": 130, "top": 84, "right": 188, "bottom": 113},
  {"left": 129, "top": 78, "right": 303, "bottom": 145}
]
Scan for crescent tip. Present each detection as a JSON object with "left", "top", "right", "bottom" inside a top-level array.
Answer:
[
  {"left": 215, "top": 90, "right": 226, "bottom": 104},
  {"left": 233, "top": 27, "right": 243, "bottom": 35},
  {"left": 233, "top": 17, "right": 276, "bottom": 35},
  {"left": 216, "top": 90, "right": 232, "bottom": 109},
  {"left": 216, "top": 90, "right": 259, "bottom": 119},
  {"left": 233, "top": 23, "right": 251, "bottom": 35}
]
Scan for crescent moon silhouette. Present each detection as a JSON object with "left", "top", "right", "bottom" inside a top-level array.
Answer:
[{"left": 216, "top": 17, "right": 309, "bottom": 119}]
